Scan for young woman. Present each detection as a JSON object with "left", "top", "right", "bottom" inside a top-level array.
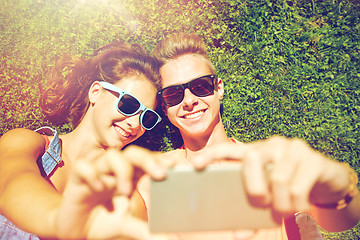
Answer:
[
  {"left": 134, "top": 33, "right": 360, "bottom": 240},
  {"left": 0, "top": 42, "right": 171, "bottom": 240}
]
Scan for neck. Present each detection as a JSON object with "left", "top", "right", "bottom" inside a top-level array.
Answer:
[
  {"left": 60, "top": 118, "right": 106, "bottom": 164},
  {"left": 181, "top": 118, "right": 229, "bottom": 164}
]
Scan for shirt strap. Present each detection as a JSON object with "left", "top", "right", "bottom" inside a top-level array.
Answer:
[{"left": 34, "top": 127, "right": 63, "bottom": 178}]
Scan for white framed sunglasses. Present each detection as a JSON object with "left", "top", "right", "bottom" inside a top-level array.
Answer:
[{"left": 99, "top": 81, "right": 162, "bottom": 130}]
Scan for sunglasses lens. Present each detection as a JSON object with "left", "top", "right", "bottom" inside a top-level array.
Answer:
[
  {"left": 162, "top": 86, "right": 184, "bottom": 107},
  {"left": 160, "top": 75, "right": 215, "bottom": 107},
  {"left": 142, "top": 110, "right": 159, "bottom": 129},
  {"left": 118, "top": 94, "right": 141, "bottom": 115},
  {"left": 189, "top": 76, "right": 214, "bottom": 96}
]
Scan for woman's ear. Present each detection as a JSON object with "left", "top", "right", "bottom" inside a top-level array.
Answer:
[
  {"left": 216, "top": 78, "right": 225, "bottom": 100},
  {"left": 88, "top": 81, "right": 103, "bottom": 104}
]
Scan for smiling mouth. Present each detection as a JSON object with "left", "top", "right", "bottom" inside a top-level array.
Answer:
[
  {"left": 113, "top": 124, "right": 131, "bottom": 138},
  {"left": 183, "top": 110, "right": 205, "bottom": 119}
]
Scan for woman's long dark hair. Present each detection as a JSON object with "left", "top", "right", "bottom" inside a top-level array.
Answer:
[{"left": 40, "top": 42, "right": 161, "bottom": 128}]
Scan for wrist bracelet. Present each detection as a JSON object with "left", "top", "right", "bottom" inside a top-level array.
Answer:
[{"left": 315, "top": 162, "right": 359, "bottom": 210}]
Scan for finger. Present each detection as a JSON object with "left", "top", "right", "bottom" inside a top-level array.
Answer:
[
  {"left": 269, "top": 138, "right": 305, "bottom": 213},
  {"left": 234, "top": 230, "right": 257, "bottom": 240},
  {"left": 242, "top": 149, "right": 271, "bottom": 207},
  {"left": 119, "top": 215, "right": 151, "bottom": 240},
  {"left": 74, "top": 160, "right": 105, "bottom": 192},
  {"left": 192, "top": 142, "right": 246, "bottom": 169},
  {"left": 103, "top": 149, "right": 134, "bottom": 196},
  {"left": 290, "top": 150, "right": 325, "bottom": 211},
  {"left": 122, "top": 146, "right": 167, "bottom": 180},
  {"left": 269, "top": 160, "right": 294, "bottom": 212},
  {"left": 158, "top": 150, "right": 182, "bottom": 168},
  {"left": 248, "top": 136, "right": 288, "bottom": 162},
  {"left": 93, "top": 154, "right": 123, "bottom": 193},
  {"left": 193, "top": 136, "right": 285, "bottom": 169},
  {"left": 110, "top": 197, "right": 169, "bottom": 240}
]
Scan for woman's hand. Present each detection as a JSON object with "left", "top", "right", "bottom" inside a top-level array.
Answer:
[{"left": 55, "top": 145, "right": 173, "bottom": 240}]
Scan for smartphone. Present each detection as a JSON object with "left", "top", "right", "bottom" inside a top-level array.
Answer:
[{"left": 149, "top": 164, "right": 281, "bottom": 233}]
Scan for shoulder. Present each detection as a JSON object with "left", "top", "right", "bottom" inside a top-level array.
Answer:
[
  {"left": 0, "top": 128, "right": 47, "bottom": 158},
  {"left": 0, "top": 128, "right": 46, "bottom": 145},
  {"left": 0, "top": 128, "right": 48, "bottom": 193}
]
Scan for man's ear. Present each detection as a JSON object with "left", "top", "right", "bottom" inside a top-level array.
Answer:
[
  {"left": 216, "top": 78, "right": 225, "bottom": 100},
  {"left": 88, "top": 81, "right": 103, "bottom": 104}
]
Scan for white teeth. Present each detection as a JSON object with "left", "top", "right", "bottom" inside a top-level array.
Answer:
[
  {"left": 114, "top": 125, "right": 130, "bottom": 137},
  {"left": 184, "top": 110, "right": 205, "bottom": 119}
]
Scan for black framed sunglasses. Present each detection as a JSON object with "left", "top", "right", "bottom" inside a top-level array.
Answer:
[
  {"left": 157, "top": 74, "right": 217, "bottom": 107},
  {"left": 99, "top": 81, "right": 162, "bottom": 130}
]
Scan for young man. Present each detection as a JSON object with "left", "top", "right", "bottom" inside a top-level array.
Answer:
[{"left": 133, "top": 33, "right": 360, "bottom": 240}]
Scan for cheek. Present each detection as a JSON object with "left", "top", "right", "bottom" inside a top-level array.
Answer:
[
  {"left": 166, "top": 107, "right": 177, "bottom": 120},
  {"left": 132, "top": 128, "right": 146, "bottom": 142},
  {"left": 98, "top": 105, "right": 114, "bottom": 121},
  {"left": 94, "top": 102, "right": 120, "bottom": 127},
  {"left": 139, "top": 128, "right": 146, "bottom": 136},
  {"left": 210, "top": 98, "right": 221, "bottom": 114}
]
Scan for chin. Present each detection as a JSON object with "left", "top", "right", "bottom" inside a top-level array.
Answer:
[
  {"left": 184, "top": 127, "right": 210, "bottom": 137},
  {"left": 110, "top": 137, "right": 130, "bottom": 150},
  {"left": 112, "top": 143, "right": 126, "bottom": 150},
  {"left": 181, "top": 120, "right": 212, "bottom": 134}
]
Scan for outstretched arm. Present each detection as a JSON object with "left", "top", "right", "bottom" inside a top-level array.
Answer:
[
  {"left": 0, "top": 128, "right": 61, "bottom": 238},
  {"left": 0, "top": 129, "right": 170, "bottom": 239}
]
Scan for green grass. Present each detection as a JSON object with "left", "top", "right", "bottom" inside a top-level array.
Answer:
[{"left": 0, "top": 0, "right": 359, "bottom": 238}]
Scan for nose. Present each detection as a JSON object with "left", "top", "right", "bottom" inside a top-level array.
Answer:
[
  {"left": 182, "top": 88, "right": 198, "bottom": 108},
  {"left": 124, "top": 113, "right": 142, "bottom": 131}
]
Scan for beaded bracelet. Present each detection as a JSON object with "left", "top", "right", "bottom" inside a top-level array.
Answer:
[{"left": 315, "top": 163, "right": 359, "bottom": 210}]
